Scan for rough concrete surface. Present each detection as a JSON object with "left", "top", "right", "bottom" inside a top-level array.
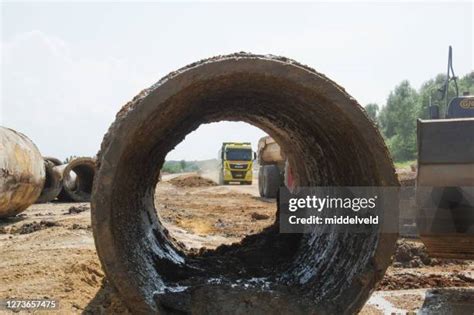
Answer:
[{"left": 92, "top": 53, "right": 399, "bottom": 314}]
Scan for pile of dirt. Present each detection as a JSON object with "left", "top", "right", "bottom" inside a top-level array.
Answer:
[
  {"left": 12, "top": 220, "right": 61, "bottom": 234},
  {"left": 393, "top": 239, "right": 432, "bottom": 267},
  {"left": 378, "top": 272, "right": 474, "bottom": 290},
  {"left": 396, "top": 168, "right": 416, "bottom": 186},
  {"left": 169, "top": 175, "right": 217, "bottom": 188},
  {"left": 393, "top": 239, "right": 467, "bottom": 268},
  {"left": 65, "top": 204, "right": 89, "bottom": 215},
  {"left": 418, "top": 288, "right": 474, "bottom": 314}
]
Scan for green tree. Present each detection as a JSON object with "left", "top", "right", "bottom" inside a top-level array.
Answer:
[
  {"left": 417, "top": 71, "right": 474, "bottom": 119},
  {"left": 458, "top": 71, "right": 474, "bottom": 95},
  {"left": 161, "top": 162, "right": 181, "bottom": 173},
  {"left": 379, "top": 81, "right": 419, "bottom": 161},
  {"left": 374, "top": 71, "right": 473, "bottom": 163},
  {"left": 418, "top": 73, "right": 460, "bottom": 119},
  {"left": 64, "top": 155, "right": 77, "bottom": 164},
  {"left": 364, "top": 103, "right": 379, "bottom": 122},
  {"left": 180, "top": 160, "right": 186, "bottom": 171}
]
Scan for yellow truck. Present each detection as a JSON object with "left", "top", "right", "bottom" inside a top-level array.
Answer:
[{"left": 218, "top": 142, "right": 255, "bottom": 185}]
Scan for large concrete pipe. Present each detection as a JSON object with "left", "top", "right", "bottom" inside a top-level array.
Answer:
[
  {"left": 36, "top": 157, "right": 64, "bottom": 203},
  {"left": 92, "top": 53, "right": 399, "bottom": 314},
  {"left": 58, "top": 157, "right": 96, "bottom": 202},
  {"left": 0, "top": 126, "right": 45, "bottom": 218}
]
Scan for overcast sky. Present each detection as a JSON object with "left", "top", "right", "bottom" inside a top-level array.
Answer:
[{"left": 1, "top": 1, "right": 472, "bottom": 160}]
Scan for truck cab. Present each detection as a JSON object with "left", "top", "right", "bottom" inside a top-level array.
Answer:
[{"left": 218, "top": 142, "right": 255, "bottom": 185}]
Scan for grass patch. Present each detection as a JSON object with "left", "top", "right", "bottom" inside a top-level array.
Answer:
[{"left": 394, "top": 160, "right": 416, "bottom": 170}]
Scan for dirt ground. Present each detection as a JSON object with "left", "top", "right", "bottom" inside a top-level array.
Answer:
[
  {"left": 0, "top": 173, "right": 473, "bottom": 314},
  {"left": 157, "top": 174, "right": 275, "bottom": 250}
]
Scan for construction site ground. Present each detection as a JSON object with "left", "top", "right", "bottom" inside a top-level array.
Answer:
[{"left": 0, "top": 173, "right": 473, "bottom": 314}]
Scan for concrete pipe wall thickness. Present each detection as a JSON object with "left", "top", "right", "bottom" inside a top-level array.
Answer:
[
  {"left": 0, "top": 126, "right": 45, "bottom": 218},
  {"left": 91, "top": 53, "right": 399, "bottom": 314},
  {"left": 36, "top": 157, "right": 64, "bottom": 203}
]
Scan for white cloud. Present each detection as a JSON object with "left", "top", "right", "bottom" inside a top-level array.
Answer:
[
  {"left": 1, "top": 2, "right": 471, "bottom": 161},
  {"left": 1, "top": 30, "right": 146, "bottom": 160},
  {"left": 0, "top": 30, "right": 269, "bottom": 161}
]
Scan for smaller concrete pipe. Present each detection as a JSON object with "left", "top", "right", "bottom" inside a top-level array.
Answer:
[
  {"left": 36, "top": 157, "right": 64, "bottom": 203},
  {"left": 43, "top": 156, "right": 62, "bottom": 166},
  {"left": 57, "top": 164, "right": 74, "bottom": 202},
  {"left": 0, "top": 126, "right": 45, "bottom": 218},
  {"left": 57, "top": 157, "right": 96, "bottom": 202}
]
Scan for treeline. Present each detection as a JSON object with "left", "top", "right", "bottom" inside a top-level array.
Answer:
[
  {"left": 161, "top": 160, "right": 200, "bottom": 173},
  {"left": 161, "top": 159, "right": 219, "bottom": 174},
  {"left": 365, "top": 71, "right": 473, "bottom": 162}
]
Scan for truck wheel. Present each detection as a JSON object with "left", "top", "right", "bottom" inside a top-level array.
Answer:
[
  {"left": 263, "top": 165, "right": 280, "bottom": 198},
  {"left": 258, "top": 167, "right": 265, "bottom": 197}
]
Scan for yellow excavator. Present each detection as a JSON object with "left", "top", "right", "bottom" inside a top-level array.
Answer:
[{"left": 416, "top": 46, "right": 474, "bottom": 259}]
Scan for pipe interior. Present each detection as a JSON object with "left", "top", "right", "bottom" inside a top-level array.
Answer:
[
  {"left": 69, "top": 165, "right": 94, "bottom": 194},
  {"left": 105, "top": 70, "right": 394, "bottom": 312}
]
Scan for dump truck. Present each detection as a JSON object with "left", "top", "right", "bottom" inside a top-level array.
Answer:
[
  {"left": 218, "top": 142, "right": 255, "bottom": 185},
  {"left": 257, "top": 136, "right": 294, "bottom": 198},
  {"left": 416, "top": 46, "right": 474, "bottom": 259}
]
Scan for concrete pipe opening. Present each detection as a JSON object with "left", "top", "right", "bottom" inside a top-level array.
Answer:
[
  {"left": 92, "top": 54, "right": 399, "bottom": 314},
  {"left": 61, "top": 157, "right": 96, "bottom": 202}
]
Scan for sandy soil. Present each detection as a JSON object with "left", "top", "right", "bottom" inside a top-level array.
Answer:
[
  {"left": 0, "top": 174, "right": 473, "bottom": 314},
  {"left": 157, "top": 174, "right": 275, "bottom": 250}
]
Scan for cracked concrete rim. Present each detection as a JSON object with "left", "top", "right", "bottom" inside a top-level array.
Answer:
[{"left": 91, "top": 53, "right": 399, "bottom": 314}]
